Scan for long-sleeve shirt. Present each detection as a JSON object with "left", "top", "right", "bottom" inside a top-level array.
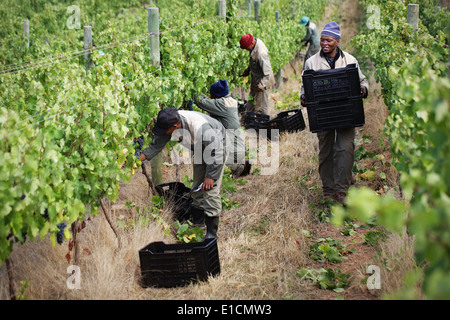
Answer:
[
  {"left": 301, "top": 22, "right": 320, "bottom": 49},
  {"left": 141, "top": 110, "right": 226, "bottom": 181},
  {"left": 247, "top": 38, "right": 276, "bottom": 94},
  {"left": 194, "top": 93, "right": 245, "bottom": 164},
  {"left": 194, "top": 93, "right": 240, "bottom": 130}
]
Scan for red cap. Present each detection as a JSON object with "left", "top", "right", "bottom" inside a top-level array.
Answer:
[{"left": 240, "top": 34, "right": 254, "bottom": 49}]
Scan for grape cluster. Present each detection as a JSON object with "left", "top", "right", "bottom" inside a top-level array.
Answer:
[
  {"left": 133, "top": 137, "right": 145, "bottom": 157},
  {"left": 56, "top": 222, "right": 67, "bottom": 245},
  {"left": 42, "top": 208, "right": 49, "bottom": 219}
]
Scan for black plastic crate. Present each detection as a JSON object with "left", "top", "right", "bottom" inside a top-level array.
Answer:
[
  {"left": 263, "top": 109, "right": 306, "bottom": 133},
  {"left": 139, "top": 237, "right": 220, "bottom": 288},
  {"left": 243, "top": 112, "right": 270, "bottom": 130},
  {"left": 155, "top": 182, "right": 192, "bottom": 222},
  {"left": 306, "top": 97, "right": 365, "bottom": 133},
  {"left": 302, "top": 63, "right": 362, "bottom": 104},
  {"left": 237, "top": 99, "right": 247, "bottom": 114}
]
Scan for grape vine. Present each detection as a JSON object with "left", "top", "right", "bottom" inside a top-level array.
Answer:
[
  {"left": 332, "top": 0, "right": 450, "bottom": 299},
  {"left": 0, "top": 0, "right": 326, "bottom": 266}
]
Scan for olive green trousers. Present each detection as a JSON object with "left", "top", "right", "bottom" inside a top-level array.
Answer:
[
  {"left": 317, "top": 127, "right": 355, "bottom": 194},
  {"left": 191, "top": 163, "right": 225, "bottom": 218}
]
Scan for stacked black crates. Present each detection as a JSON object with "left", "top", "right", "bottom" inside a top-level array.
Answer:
[
  {"left": 243, "top": 109, "right": 305, "bottom": 140},
  {"left": 302, "top": 63, "right": 365, "bottom": 133},
  {"left": 263, "top": 109, "right": 306, "bottom": 133},
  {"left": 243, "top": 112, "right": 271, "bottom": 130}
]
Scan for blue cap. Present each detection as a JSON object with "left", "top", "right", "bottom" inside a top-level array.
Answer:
[
  {"left": 300, "top": 16, "right": 309, "bottom": 26},
  {"left": 152, "top": 107, "right": 180, "bottom": 136},
  {"left": 210, "top": 79, "right": 229, "bottom": 97},
  {"left": 321, "top": 21, "right": 341, "bottom": 39}
]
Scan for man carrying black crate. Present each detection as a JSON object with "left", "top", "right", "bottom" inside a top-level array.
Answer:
[
  {"left": 139, "top": 107, "right": 227, "bottom": 238},
  {"left": 300, "top": 21, "right": 369, "bottom": 204},
  {"left": 239, "top": 34, "right": 276, "bottom": 116},
  {"left": 193, "top": 79, "right": 249, "bottom": 179}
]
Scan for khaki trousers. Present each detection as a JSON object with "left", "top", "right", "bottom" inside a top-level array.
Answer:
[
  {"left": 317, "top": 127, "right": 355, "bottom": 194},
  {"left": 246, "top": 89, "right": 271, "bottom": 115},
  {"left": 192, "top": 162, "right": 225, "bottom": 218}
]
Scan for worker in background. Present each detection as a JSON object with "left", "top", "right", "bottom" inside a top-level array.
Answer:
[
  {"left": 239, "top": 34, "right": 276, "bottom": 116},
  {"left": 300, "top": 16, "right": 320, "bottom": 70},
  {"left": 194, "top": 79, "right": 248, "bottom": 179}
]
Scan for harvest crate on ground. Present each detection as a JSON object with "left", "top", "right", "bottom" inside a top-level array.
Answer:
[
  {"left": 243, "top": 112, "right": 271, "bottom": 130},
  {"left": 263, "top": 108, "right": 306, "bottom": 134},
  {"left": 139, "top": 238, "right": 220, "bottom": 288}
]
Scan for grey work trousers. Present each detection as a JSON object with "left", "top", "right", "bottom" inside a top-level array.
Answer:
[
  {"left": 246, "top": 88, "right": 271, "bottom": 115},
  {"left": 317, "top": 127, "right": 355, "bottom": 194},
  {"left": 192, "top": 162, "right": 225, "bottom": 218}
]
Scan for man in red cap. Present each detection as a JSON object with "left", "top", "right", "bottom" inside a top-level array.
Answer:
[{"left": 239, "top": 34, "right": 275, "bottom": 115}]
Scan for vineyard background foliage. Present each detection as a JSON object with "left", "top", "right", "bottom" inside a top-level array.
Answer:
[{"left": 333, "top": 0, "right": 449, "bottom": 299}]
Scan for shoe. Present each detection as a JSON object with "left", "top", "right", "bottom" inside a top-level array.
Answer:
[
  {"left": 240, "top": 160, "right": 252, "bottom": 177},
  {"left": 205, "top": 216, "right": 219, "bottom": 239},
  {"left": 333, "top": 192, "right": 347, "bottom": 204},
  {"left": 231, "top": 164, "right": 245, "bottom": 179},
  {"left": 323, "top": 193, "right": 334, "bottom": 201}
]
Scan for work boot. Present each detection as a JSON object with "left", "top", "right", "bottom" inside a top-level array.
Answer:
[
  {"left": 323, "top": 193, "right": 334, "bottom": 201},
  {"left": 240, "top": 160, "right": 252, "bottom": 177},
  {"left": 231, "top": 164, "right": 245, "bottom": 179},
  {"left": 205, "top": 216, "right": 219, "bottom": 239},
  {"left": 190, "top": 206, "right": 205, "bottom": 226},
  {"left": 333, "top": 191, "right": 347, "bottom": 205}
]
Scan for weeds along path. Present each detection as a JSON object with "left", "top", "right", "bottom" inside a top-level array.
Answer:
[{"left": 1, "top": 0, "right": 403, "bottom": 300}]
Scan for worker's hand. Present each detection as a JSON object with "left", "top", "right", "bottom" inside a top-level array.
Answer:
[
  {"left": 361, "top": 86, "right": 368, "bottom": 99},
  {"left": 257, "top": 83, "right": 265, "bottom": 91},
  {"left": 301, "top": 94, "right": 306, "bottom": 107},
  {"left": 240, "top": 68, "right": 250, "bottom": 77},
  {"left": 139, "top": 153, "right": 146, "bottom": 162},
  {"left": 203, "top": 177, "right": 215, "bottom": 191}
]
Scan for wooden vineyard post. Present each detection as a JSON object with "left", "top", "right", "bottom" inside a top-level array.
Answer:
[
  {"left": 71, "top": 221, "right": 80, "bottom": 264},
  {"left": 254, "top": 0, "right": 261, "bottom": 23},
  {"left": 6, "top": 258, "right": 17, "bottom": 300},
  {"left": 274, "top": 11, "right": 282, "bottom": 87},
  {"left": 148, "top": 7, "right": 163, "bottom": 187},
  {"left": 218, "top": 0, "right": 226, "bottom": 18},
  {"left": 275, "top": 11, "right": 280, "bottom": 30},
  {"left": 84, "top": 25, "right": 93, "bottom": 70},
  {"left": 407, "top": 4, "right": 419, "bottom": 32},
  {"left": 23, "top": 20, "right": 30, "bottom": 49}
]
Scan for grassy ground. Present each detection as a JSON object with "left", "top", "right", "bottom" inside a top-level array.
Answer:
[{"left": 0, "top": 0, "right": 418, "bottom": 300}]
